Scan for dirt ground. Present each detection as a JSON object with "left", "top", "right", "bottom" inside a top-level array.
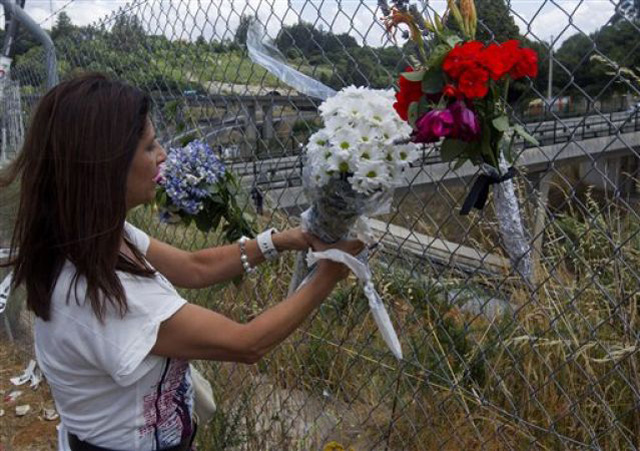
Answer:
[{"left": 0, "top": 335, "right": 58, "bottom": 451}]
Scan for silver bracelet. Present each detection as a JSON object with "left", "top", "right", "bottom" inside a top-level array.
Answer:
[
  {"left": 257, "top": 228, "right": 279, "bottom": 261},
  {"left": 238, "top": 236, "right": 256, "bottom": 274}
]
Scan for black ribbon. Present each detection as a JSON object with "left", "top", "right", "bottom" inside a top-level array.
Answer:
[{"left": 460, "top": 166, "right": 518, "bottom": 216}]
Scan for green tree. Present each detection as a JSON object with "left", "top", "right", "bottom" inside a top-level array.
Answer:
[
  {"left": 447, "top": 0, "right": 520, "bottom": 43},
  {"left": 275, "top": 22, "right": 325, "bottom": 57},
  {"left": 475, "top": 0, "right": 520, "bottom": 42},
  {"left": 553, "top": 20, "right": 640, "bottom": 98},
  {"left": 323, "top": 33, "right": 358, "bottom": 53},
  {"left": 52, "top": 11, "right": 75, "bottom": 41},
  {"left": 234, "top": 15, "right": 253, "bottom": 46},
  {"left": 110, "top": 15, "right": 145, "bottom": 52}
]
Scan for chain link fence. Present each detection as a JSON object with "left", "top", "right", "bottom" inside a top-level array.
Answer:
[{"left": 2, "top": 0, "right": 640, "bottom": 449}]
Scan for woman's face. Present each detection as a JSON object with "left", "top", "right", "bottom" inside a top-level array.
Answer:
[{"left": 125, "top": 118, "right": 166, "bottom": 210}]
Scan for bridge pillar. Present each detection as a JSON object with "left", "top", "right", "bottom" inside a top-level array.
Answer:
[
  {"left": 621, "top": 155, "right": 638, "bottom": 198},
  {"left": 242, "top": 101, "right": 259, "bottom": 158},
  {"left": 531, "top": 171, "right": 552, "bottom": 281},
  {"left": 262, "top": 102, "right": 274, "bottom": 141},
  {"left": 578, "top": 156, "right": 633, "bottom": 195}
]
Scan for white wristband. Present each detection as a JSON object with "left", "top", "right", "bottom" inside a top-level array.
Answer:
[{"left": 257, "top": 228, "right": 279, "bottom": 261}]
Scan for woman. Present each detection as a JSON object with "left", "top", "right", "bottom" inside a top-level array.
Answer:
[{"left": 0, "top": 74, "right": 361, "bottom": 450}]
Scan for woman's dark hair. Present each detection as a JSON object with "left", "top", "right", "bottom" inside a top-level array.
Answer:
[{"left": 0, "top": 73, "right": 155, "bottom": 322}]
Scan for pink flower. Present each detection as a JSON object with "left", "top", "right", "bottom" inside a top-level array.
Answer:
[
  {"left": 449, "top": 101, "right": 481, "bottom": 142},
  {"left": 413, "top": 109, "right": 455, "bottom": 143}
]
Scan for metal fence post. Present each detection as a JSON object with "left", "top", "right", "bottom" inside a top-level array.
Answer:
[{"left": 0, "top": 0, "right": 58, "bottom": 89}]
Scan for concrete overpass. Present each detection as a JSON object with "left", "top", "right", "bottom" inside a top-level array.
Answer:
[{"left": 228, "top": 110, "right": 640, "bottom": 209}]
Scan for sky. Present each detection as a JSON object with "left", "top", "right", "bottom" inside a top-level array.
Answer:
[{"left": 6, "top": 0, "right": 619, "bottom": 49}]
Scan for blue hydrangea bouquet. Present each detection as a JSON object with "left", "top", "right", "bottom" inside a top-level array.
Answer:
[{"left": 154, "top": 140, "right": 254, "bottom": 242}]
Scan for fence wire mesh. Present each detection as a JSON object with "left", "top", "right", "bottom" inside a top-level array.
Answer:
[{"left": 1, "top": 0, "right": 640, "bottom": 449}]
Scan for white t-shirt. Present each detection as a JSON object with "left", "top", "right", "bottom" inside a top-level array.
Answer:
[{"left": 34, "top": 223, "right": 194, "bottom": 451}]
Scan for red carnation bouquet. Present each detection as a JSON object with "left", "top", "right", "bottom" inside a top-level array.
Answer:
[
  {"left": 380, "top": 0, "right": 538, "bottom": 283},
  {"left": 380, "top": 0, "right": 539, "bottom": 214}
]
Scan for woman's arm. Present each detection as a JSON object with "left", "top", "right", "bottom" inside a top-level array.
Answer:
[
  {"left": 150, "top": 260, "right": 348, "bottom": 362},
  {"left": 145, "top": 228, "right": 310, "bottom": 289}
]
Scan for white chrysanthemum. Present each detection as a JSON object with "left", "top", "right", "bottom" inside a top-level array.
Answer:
[
  {"left": 310, "top": 165, "right": 333, "bottom": 186},
  {"left": 340, "top": 85, "right": 370, "bottom": 99},
  {"left": 392, "top": 143, "right": 421, "bottom": 167},
  {"left": 352, "top": 123, "right": 377, "bottom": 144},
  {"left": 374, "top": 119, "right": 404, "bottom": 145},
  {"left": 351, "top": 160, "right": 391, "bottom": 194},
  {"left": 332, "top": 127, "right": 359, "bottom": 151},
  {"left": 309, "top": 129, "right": 332, "bottom": 147},
  {"left": 326, "top": 146, "right": 354, "bottom": 174},
  {"left": 354, "top": 141, "right": 384, "bottom": 166},
  {"left": 305, "top": 86, "right": 417, "bottom": 192},
  {"left": 363, "top": 89, "right": 395, "bottom": 112}
]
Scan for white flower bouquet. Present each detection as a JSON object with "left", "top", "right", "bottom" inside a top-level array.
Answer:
[
  {"left": 292, "top": 87, "right": 419, "bottom": 360},
  {"left": 246, "top": 22, "right": 415, "bottom": 359},
  {"left": 302, "top": 86, "right": 419, "bottom": 243}
]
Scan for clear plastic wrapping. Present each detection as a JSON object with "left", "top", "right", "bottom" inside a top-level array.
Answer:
[
  {"left": 246, "top": 22, "right": 336, "bottom": 100},
  {"left": 493, "top": 154, "right": 533, "bottom": 284}
]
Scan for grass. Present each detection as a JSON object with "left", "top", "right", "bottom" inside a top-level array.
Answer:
[
  {"left": 151, "top": 48, "right": 335, "bottom": 93},
  {"left": 125, "top": 181, "right": 640, "bottom": 450}
]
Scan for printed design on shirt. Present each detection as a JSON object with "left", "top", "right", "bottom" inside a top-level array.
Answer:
[{"left": 139, "top": 358, "right": 194, "bottom": 447}]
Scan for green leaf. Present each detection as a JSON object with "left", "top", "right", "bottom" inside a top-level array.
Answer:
[
  {"left": 155, "top": 189, "right": 166, "bottom": 205},
  {"left": 417, "top": 95, "right": 431, "bottom": 116},
  {"left": 194, "top": 212, "right": 212, "bottom": 232},
  {"left": 408, "top": 101, "right": 420, "bottom": 128},
  {"left": 400, "top": 69, "right": 425, "bottom": 82},
  {"left": 492, "top": 115, "right": 510, "bottom": 132},
  {"left": 445, "top": 34, "right": 463, "bottom": 48},
  {"left": 481, "top": 140, "right": 494, "bottom": 161},
  {"left": 513, "top": 124, "right": 539, "bottom": 145},
  {"left": 499, "top": 137, "right": 513, "bottom": 165},
  {"left": 426, "top": 44, "right": 451, "bottom": 68},
  {"left": 422, "top": 69, "right": 445, "bottom": 94},
  {"left": 440, "top": 139, "right": 468, "bottom": 162},
  {"left": 210, "top": 212, "right": 223, "bottom": 230},
  {"left": 179, "top": 132, "right": 198, "bottom": 147},
  {"left": 209, "top": 194, "right": 224, "bottom": 204},
  {"left": 453, "top": 157, "right": 468, "bottom": 170}
]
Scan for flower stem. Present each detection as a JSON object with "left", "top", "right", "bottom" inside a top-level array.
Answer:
[{"left": 503, "top": 78, "right": 510, "bottom": 101}]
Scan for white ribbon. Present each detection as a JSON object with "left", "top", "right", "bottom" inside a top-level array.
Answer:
[{"left": 306, "top": 249, "right": 403, "bottom": 360}]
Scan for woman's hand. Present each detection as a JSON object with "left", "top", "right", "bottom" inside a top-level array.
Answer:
[
  {"left": 272, "top": 227, "right": 312, "bottom": 252},
  {"left": 272, "top": 227, "right": 364, "bottom": 282},
  {"left": 273, "top": 227, "right": 366, "bottom": 258},
  {"left": 309, "top": 236, "right": 365, "bottom": 283}
]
